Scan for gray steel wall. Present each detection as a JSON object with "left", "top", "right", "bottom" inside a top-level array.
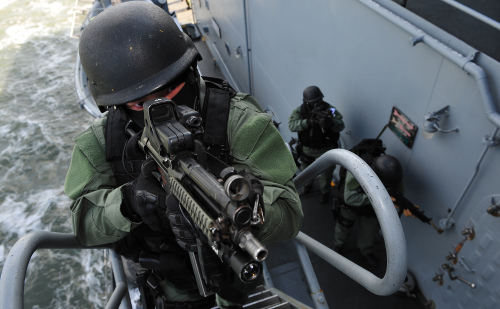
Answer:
[{"left": 193, "top": 0, "right": 500, "bottom": 307}]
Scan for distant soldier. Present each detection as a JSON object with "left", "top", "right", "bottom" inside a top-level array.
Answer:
[
  {"left": 334, "top": 153, "right": 403, "bottom": 268},
  {"left": 288, "top": 86, "right": 345, "bottom": 203}
]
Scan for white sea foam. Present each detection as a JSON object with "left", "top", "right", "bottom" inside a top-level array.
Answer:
[
  {"left": 0, "top": 0, "right": 17, "bottom": 11},
  {"left": 77, "top": 248, "right": 114, "bottom": 307},
  {"left": 0, "top": 1, "right": 109, "bottom": 307},
  {"left": 0, "top": 0, "right": 76, "bottom": 51},
  {"left": 0, "top": 187, "right": 70, "bottom": 237}
]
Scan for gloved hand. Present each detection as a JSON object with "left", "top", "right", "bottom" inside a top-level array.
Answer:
[
  {"left": 319, "top": 116, "right": 334, "bottom": 128},
  {"left": 307, "top": 117, "right": 318, "bottom": 127},
  {"left": 391, "top": 195, "right": 419, "bottom": 218},
  {"left": 166, "top": 195, "right": 229, "bottom": 286},
  {"left": 165, "top": 194, "right": 198, "bottom": 252},
  {"left": 122, "top": 158, "right": 169, "bottom": 231}
]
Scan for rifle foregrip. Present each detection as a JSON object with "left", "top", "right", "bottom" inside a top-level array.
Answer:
[{"left": 170, "top": 177, "right": 215, "bottom": 239}]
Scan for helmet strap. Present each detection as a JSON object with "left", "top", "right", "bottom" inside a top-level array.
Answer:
[{"left": 171, "top": 67, "right": 200, "bottom": 109}]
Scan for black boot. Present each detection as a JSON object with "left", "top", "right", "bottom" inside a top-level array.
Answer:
[{"left": 320, "top": 191, "right": 330, "bottom": 204}]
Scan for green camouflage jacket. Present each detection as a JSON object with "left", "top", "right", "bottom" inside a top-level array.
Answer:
[
  {"left": 65, "top": 93, "right": 303, "bottom": 246},
  {"left": 288, "top": 103, "right": 344, "bottom": 156}
]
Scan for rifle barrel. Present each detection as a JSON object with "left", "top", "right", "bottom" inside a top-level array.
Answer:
[{"left": 392, "top": 192, "right": 431, "bottom": 224}]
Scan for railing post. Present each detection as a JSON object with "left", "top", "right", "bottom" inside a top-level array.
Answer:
[
  {"left": 0, "top": 231, "right": 108, "bottom": 309},
  {"left": 107, "top": 250, "right": 132, "bottom": 309},
  {"left": 293, "top": 149, "right": 407, "bottom": 296},
  {"left": 294, "top": 240, "right": 329, "bottom": 309}
]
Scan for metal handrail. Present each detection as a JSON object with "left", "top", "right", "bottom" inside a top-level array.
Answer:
[
  {"left": 69, "top": 0, "right": 107, "bottom": 39},
  {"left": 439, "top": 0, "right": 500, "bottom": 32},
  {"left": 293, "top": 149, "right": 408, "bottom": 296},
  {"left": 364, "top": 0, "right": 500, "bottom": 130},
  {"left": 362, "top": 0, "right": 500, "bottom": 229},
  {"left": 294, "top": 240, "right": 329, "bottom": 308},
  {"left": 0, "top": 151, "right": 407, "bottom": 308},
  {"left": 0, "top": 232, "right": 127, "bottom": 309}
]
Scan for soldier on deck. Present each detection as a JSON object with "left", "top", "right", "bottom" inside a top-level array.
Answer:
[{"left": 288, "top": 86, "right": 345, "bottom": 204}]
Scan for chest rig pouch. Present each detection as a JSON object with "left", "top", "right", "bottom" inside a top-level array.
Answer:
[
  {"left": 298, "top": 101, "right": 340, "bottom": 149},
  {"left": 105, "top": 107, "right": 145, "bottom": 184},
  {"left": 199, "top": 76, "right": 237, "bottom": 176}
]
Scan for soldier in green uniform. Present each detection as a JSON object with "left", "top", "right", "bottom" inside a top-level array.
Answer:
[
  {"left": 64, "top": 2, "right": 303, "bottom": 308},
  {"left": 288, "top": 86, "right": 345, "bottom": 203},
  {"left": 333, "top": 155, "right": 403, "bottom": 268}
]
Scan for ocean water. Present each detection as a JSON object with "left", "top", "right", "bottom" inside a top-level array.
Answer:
[{"left": 0, "top": 0, "right": 111, "bottom": 307}]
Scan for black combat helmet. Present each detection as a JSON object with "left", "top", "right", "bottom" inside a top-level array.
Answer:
[
  {"left": 302, "top": 86, "right": 324, "bottom": 103},
  {"left": 79, "top": 1, "right": 201, "bottom": 106},
  {"left": 371, "top": 155, "right": 403, "bottom": 186}
]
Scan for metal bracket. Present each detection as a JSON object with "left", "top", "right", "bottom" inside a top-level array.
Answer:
[
  {"left": 432, "top": 272, "right": 444, "bottom": 286},
  {"left": 234, "top": 45, "right": 242, "bottom": 58},
  {"left": 423, "top": 105, "right": 459, "bottom": 135},
  {"left": 464, "top": 51, "right": 479, "bottom": 63},
  {"left": 439, "top": 217, "right": 454, "bottom": 230},
  {"left": 441, "top": 264, "right": 476, "bottom": 289},
  {"left": 482, "top": 134, "right": 500, "bottom": 147},
  {"left": 487, "top": 197, "right": 500, "bottom": 217},
  {"left": 410, "top": 35, "right": 424, "bottom": 46}
]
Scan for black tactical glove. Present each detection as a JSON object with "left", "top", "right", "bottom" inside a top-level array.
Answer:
[
  {"left": 165, "top": 194, "right": 198, "bottom": 252},
  {"left": 122, "top": 158, "right": 169, "bottom": 231},
  {"left": 166, "top": 195, "right": 229, "bottom": 285},
  {"left": 319, "top": 116, "right": 334, "bottom": 128},
  {"left": 307, "top": 117, "right": 318, "bottom": 127}
]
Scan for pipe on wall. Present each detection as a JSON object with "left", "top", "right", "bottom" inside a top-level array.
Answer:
[{"left": 359, "top": 0, "right": 500, "bottom": 129}]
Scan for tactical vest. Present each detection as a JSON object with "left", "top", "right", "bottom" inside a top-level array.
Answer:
[
  {"left": 199, "top": 76, "right": 237, "bottom": 174},
  {"left": 298, "top": 102, "right": 340, "bottom": 149},
  {"left": 104, "top": 77, "right": 236, "bottom": 260}
]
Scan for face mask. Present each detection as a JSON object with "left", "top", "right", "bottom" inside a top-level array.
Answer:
[
  {"left": 126, "top": 109, "right": 145, "bottom": 128},
  {"left": 170, "top": 76, "right": 197, "bottom": 109},
  {"left": 307, "top": 101, "right": 321, "bottom": 111}
]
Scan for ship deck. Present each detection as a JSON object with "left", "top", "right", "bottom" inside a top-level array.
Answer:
[{"left": 168, "top": 1, "right": 428, "bottom": 307}]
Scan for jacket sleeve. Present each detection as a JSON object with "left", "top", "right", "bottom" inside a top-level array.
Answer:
[
  {"left": 288, "top": 106, "right": 310, "bottom": 132},
  {"left": 344, "top": 172, "right": 370, "bottom": 206},
  {"left": 329, "top": 104, "right": 345, "bottom": 133},
  {"left": 64, "top": 116, "right": 141, "bottom": 246},
  {"left": 228, "top": 94, "right": 303, "bottom": 242}
]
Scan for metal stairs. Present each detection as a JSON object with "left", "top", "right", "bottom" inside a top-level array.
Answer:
[{"left": 212, "top": 285, "right": 313, "bottom": 309}]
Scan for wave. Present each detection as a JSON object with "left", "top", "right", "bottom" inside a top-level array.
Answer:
[{"left": 0, "top": 0, "right": 107, "bottom": 307}]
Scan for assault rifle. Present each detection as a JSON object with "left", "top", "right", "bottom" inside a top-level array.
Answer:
[
  {"left": 310, "top": 106, "right": 337, "bottom": 133},
  {"left": 387, "top": 187, "right": 443, "bottom": 234},
  {"left": 129, "top": 98, "right": 267, "bottom": 296}
]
